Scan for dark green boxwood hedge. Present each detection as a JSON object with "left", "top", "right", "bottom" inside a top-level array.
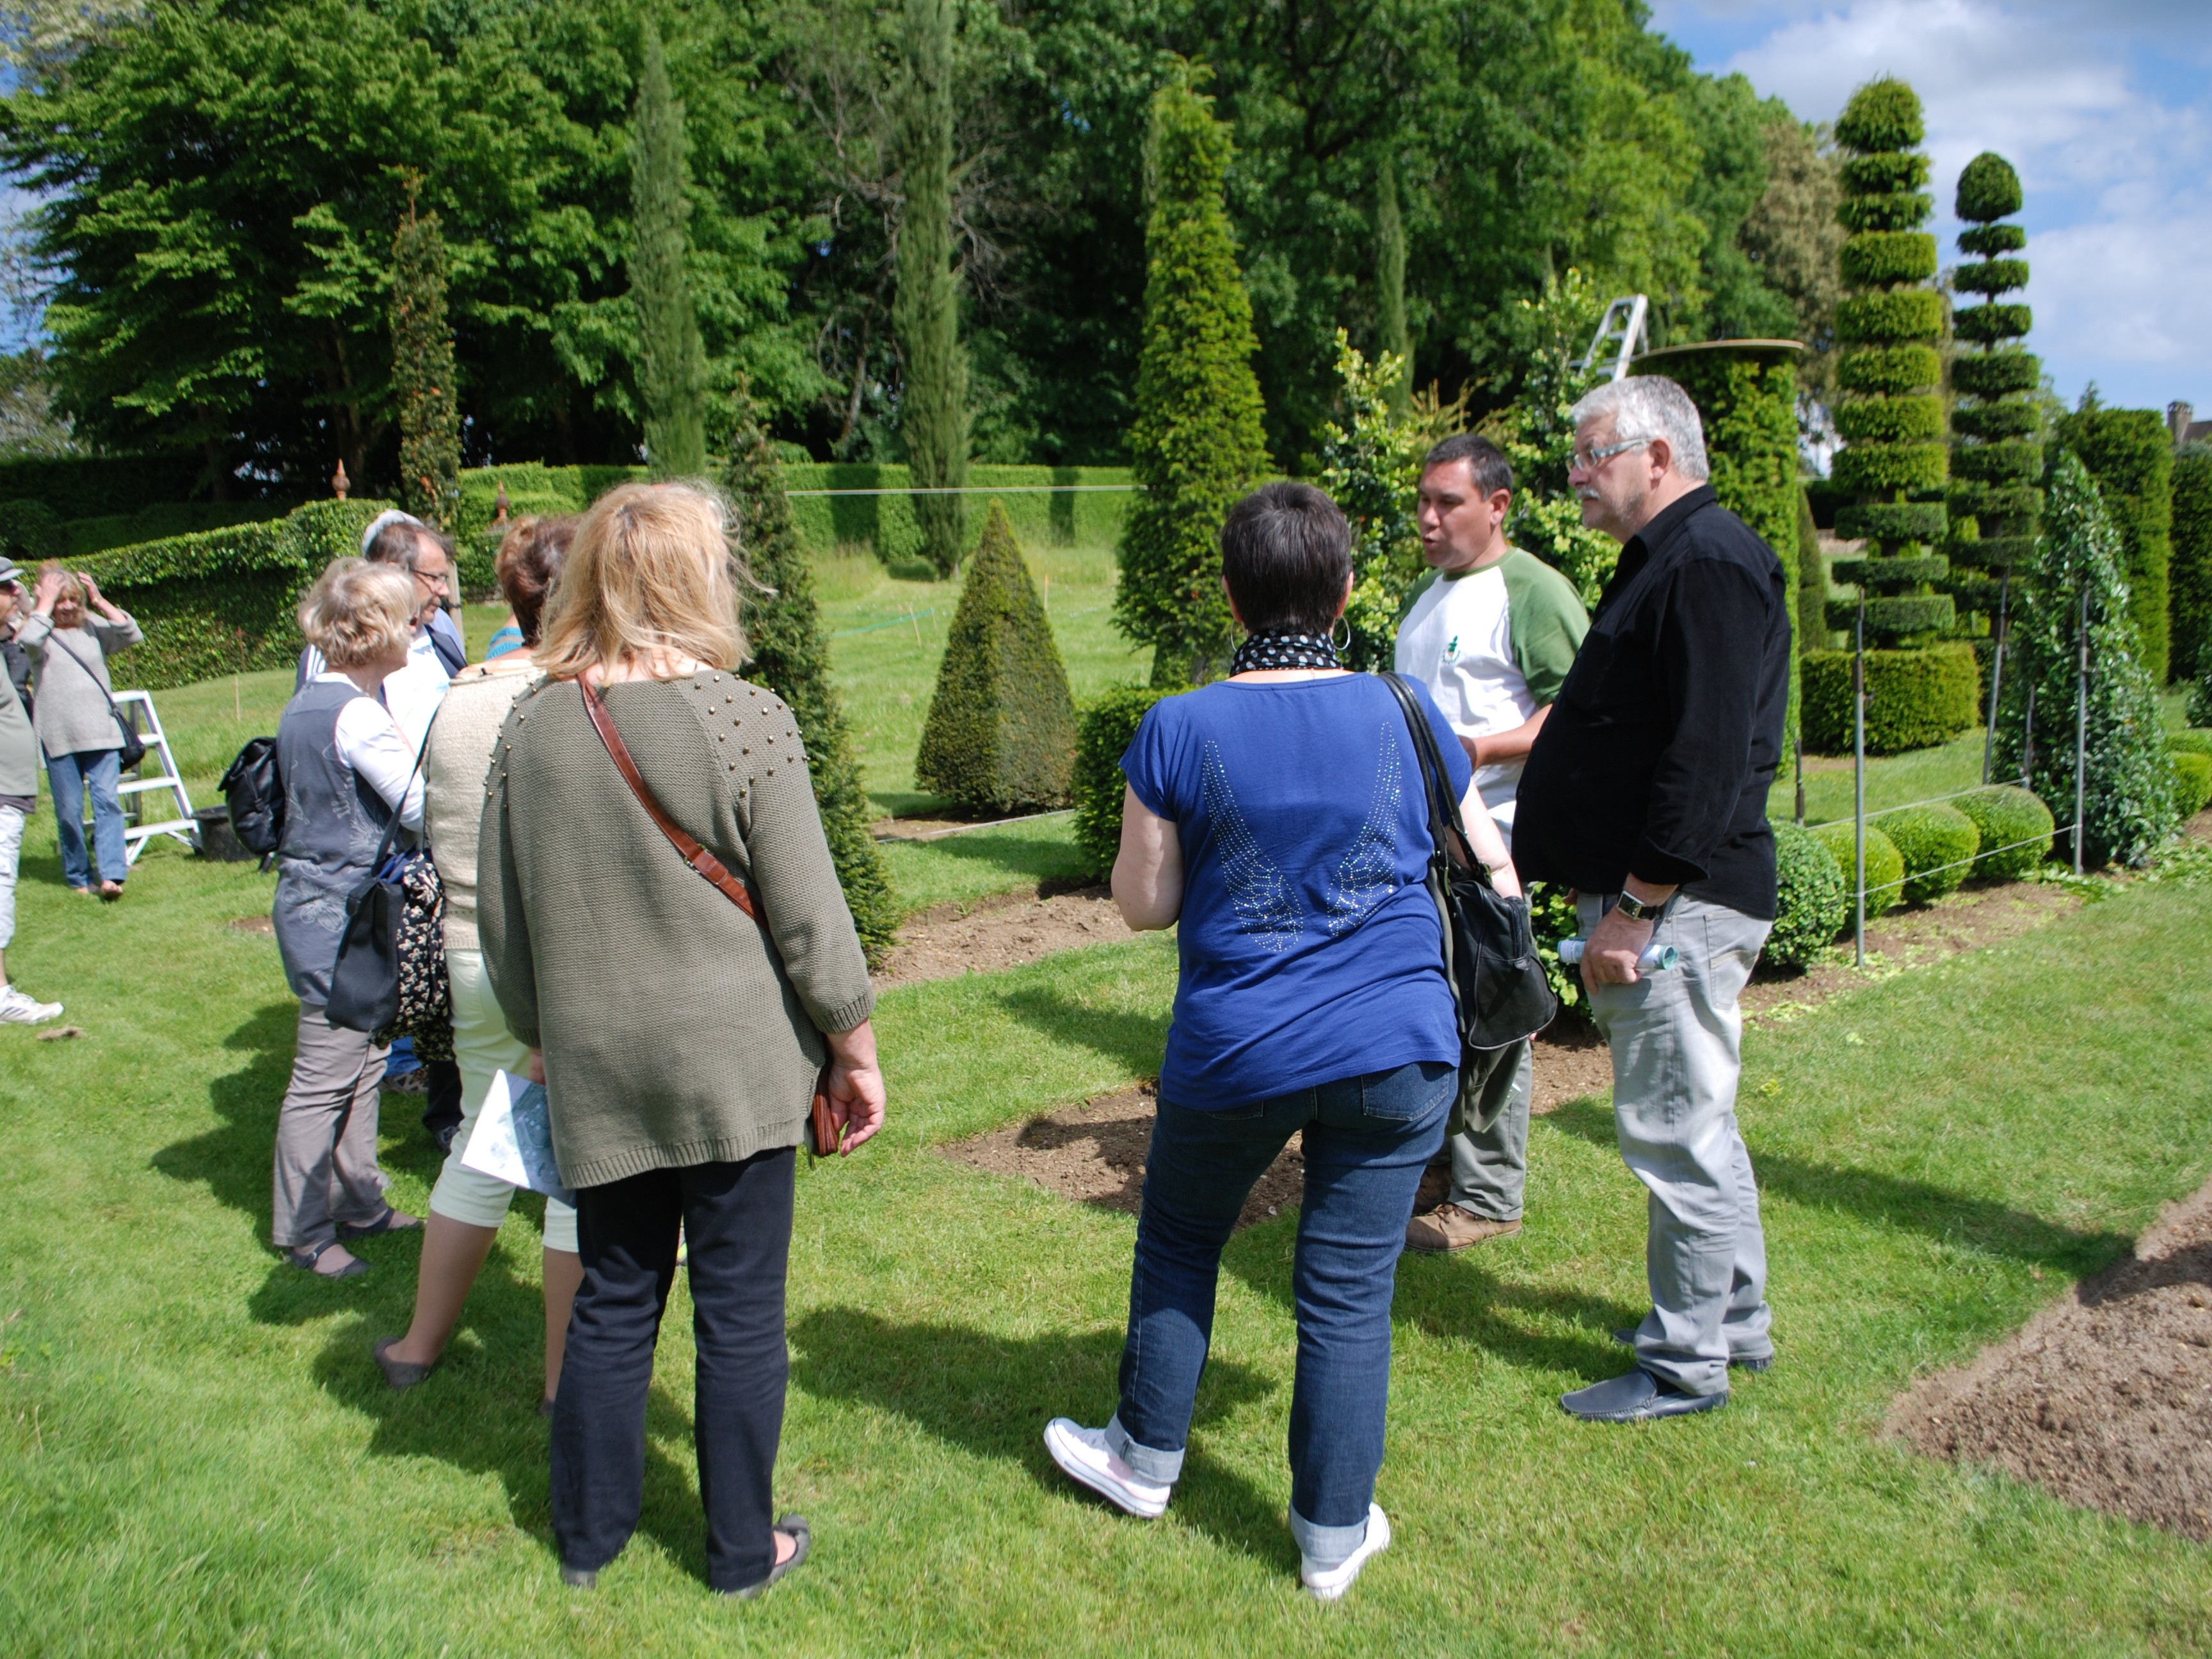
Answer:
[
  {"left": 2172, "top": 451, "right": 2212, "bottom": 685},
  {"left": 0, "top": 453, "right": 208, "bottom": 521},
  {"left": 1839, "top": 230, "right": 1939, "bottom": 286},
  {"left": 2172, "top": 749, "right": 2212, "bottom": 818},
  {"left": 1813, "top": 820, "right": 1905, "bottom": 918},
  {"left": 1838, "top": 192, "right": 1934, "bottom": 234},
  {"left": 1836, "top": 289, "right": 1947, "bottom": 342},
  {"left": 1767, "top": 821, "right": 1848, "bottom": 968},
  {"left": 1831, "top": 441, "right": 1948, "bottom": 493},
  {"left": 1839, "top": 152, "right": 1930, "bottom": 194},
  {"left": 1953, "top": 303, "right": 2034, "bottom": 344},
  {"left": 1838, "top": 345, "right": 1941, "bottom": 396},
  {"left": 1959, "top": 221, "right": 2028, "bottom": 255},
  {"left": 1837, "top": 501, "right": 1947, "bottom": 541},
  {"left": 1952, "top": 353, "right": 2042, "bottom": 399},
  {"left": 1955, "top": 258, "right": 2030, "bottom": 295},
  {"left": 1835, "top": 395, "right": 1944, "bottom": 442},
  {"left": 1878, "top": 801, "right": 1980, "bottom": 902},
  {"left": 1073, "top": 685, "right": 1174, "bottom": 880},
  {"left": 2058, "top": 406, "right": 2174, "bottom": 682},
  {"left": 1824, "top": 595, "right": 1959, "bottom": 639},
  {"left": 1950, "top": 403, "right": 2039, "bottom": 442},
  {"left": 0, "top": 498, "right": 65, "bottom": 562},
  {"left": 1951, "top": 440, "right": 2044, "bottom": 485},
  {"left": 1956, "top": 785, "right": 2054, "bottom": 879},
  {"left": 1802, "top": 642, "right": 1980, "bottom": 753},
  {"left": 2171, "top": 729, "right": 2212, "bottom": 757},
  {"left": 1832, "top": 555, "right": 1949, "bottom": 588}
]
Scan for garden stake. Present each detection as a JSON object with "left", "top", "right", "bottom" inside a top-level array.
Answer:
[
  {"left": 1982, "top": 573, "right": 2008, "bottom": 787},
  {"left": 2074, "top": 583, "right": 2089, "bottom": 876},
  {"left": 1854, "top": 593, "right": 1867, "bottom": 966}
]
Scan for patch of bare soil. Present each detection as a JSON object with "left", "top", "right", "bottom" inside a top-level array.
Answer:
[
  {"left": 225, "top": 915, "right": 274, "bottom": 936},
  {"left": 1891, "top": 1176, "right": 2212, "bottom": 1542},
  {"left": 872, "top": 885, "right": 1134, "bottom": 990}
]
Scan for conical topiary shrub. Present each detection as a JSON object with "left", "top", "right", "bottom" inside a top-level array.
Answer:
[
  {"left": 1943, "top": 152, "right": 2042, "bottom": 670},
  {"left": 726, "top": 403, "right": 901, "bottom": 965},
  {"left": 917, "top": 499, "right": 1078, "bottom": 811}
]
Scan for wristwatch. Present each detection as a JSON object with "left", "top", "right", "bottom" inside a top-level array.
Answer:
[{"left": 1613, "top": 891, "right": 1661, "bottom": 923}]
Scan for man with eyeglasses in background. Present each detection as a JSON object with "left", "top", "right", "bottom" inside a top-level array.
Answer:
[
  {"left": 0, "top": 556, "right": 63, "bottom": 1022},
  {"left": 1514, "top": 375, "right": 1791, "bottom": 1425}
]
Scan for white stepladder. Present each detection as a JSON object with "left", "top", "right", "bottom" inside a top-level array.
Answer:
[
  {"left": 1578, "top": 294, "right": 1650, "bottom": 382},
  {"left": 107, "top": 690, "right": 198, "bottom": 864}
]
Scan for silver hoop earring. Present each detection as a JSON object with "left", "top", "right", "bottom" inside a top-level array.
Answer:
[{"left": 1331, "top": 617, "right": 1351, "bottom": 652}]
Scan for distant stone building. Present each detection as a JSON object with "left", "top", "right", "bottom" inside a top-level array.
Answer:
[{"left": 2171, "top": 402, "right": 2212, "bottom": 446}]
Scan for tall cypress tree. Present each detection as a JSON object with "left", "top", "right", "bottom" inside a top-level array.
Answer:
[
  {"left": 726, "top": 399, "right": 900, "bottom": 963},
  {"left": 1114, "top": 76, "right": 1269, "bottom": 687},
  {"left": 629, "top": 17, "right": 708, "bottom": 479},
  {"left": 1374, "top": 153, "right": 1411, "bottom": 418},
  {"left": 894, "top": 0, "right": 969, "bottom": 576},
  {"left": 390, "top": 191, "right": 459, "bottom": 527}
]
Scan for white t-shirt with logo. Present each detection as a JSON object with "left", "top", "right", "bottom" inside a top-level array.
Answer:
[{"left": 1393, "top": 563, "right": 1536, "bottom": 824}]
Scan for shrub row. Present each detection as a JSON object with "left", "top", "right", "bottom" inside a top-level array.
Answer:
[{"left": 1801, "top": 643, "right": 1979, "bottom": 753}]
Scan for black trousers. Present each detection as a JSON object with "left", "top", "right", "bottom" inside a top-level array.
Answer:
[
  {"left": 550, "top": 1147, "right": 796, "bottom": 1592},
  {"left": 420, "top": 1059, "right": 463, "bottom": 1146}
]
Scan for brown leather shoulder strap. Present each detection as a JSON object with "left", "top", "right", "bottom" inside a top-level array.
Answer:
[{"left": 578, "top": 677, "right": 764, "bottom": 926}]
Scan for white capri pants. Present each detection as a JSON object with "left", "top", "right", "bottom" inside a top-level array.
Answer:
[{"left": 429, "top": 947, "right": 577, "bottom": 1253}]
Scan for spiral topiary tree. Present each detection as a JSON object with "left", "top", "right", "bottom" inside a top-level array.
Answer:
[{"left": 1822, "top": 79, "right": 1973, "bottom": 745}]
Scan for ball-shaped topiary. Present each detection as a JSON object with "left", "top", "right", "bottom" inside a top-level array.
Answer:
[
  {"left": 1955, "top": 785, "right": 2055, "bottom": 880},
  {"left": 1955, "top": 152, "right": 2024, "bottom": 223},
  {"left": 1877, "top": 802, "right": 1981, "bottom": 903},
  {"left": 1766, "top": 821, "right": 1848, "bottom": 970},
  {"left": 2173, "top": 749, "right": 2212, "bottom": 818},
  {"left": 2170, "top": 729, "right": 2212, "bottom": 758},
  {"left": 1813, "top": 820, "right": 1906, "bottom": 918}
]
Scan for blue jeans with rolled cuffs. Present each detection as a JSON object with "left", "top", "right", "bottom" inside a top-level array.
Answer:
[{"left": 1108, "top": 1059, "right": 1453, "bottom": 1566}]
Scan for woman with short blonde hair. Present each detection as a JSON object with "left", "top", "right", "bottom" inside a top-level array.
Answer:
[
  {"left": 17, "top": 557, "right": 144, "bottom": 897},
  {"left": 479, "top": 481, "right": 884, "bottom": 1597},
  {"left": 267, "top": 556, "right": 428, "bottom": 1279}
]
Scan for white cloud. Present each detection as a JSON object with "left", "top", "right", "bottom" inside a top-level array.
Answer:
[{"left": 1657, "top": 0, "right": 2212, "bottom": 412}]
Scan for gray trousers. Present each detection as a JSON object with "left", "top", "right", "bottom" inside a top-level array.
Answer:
[
  {"left": 1442, "top": 1042, "right": 1533, "bottom": 1221},
  {"left": 1580, "top": 894, "right": 1772, "bottom": 1396},
  {"left": 271, "top": 1001, "right": 391, "bottom": 1250}
]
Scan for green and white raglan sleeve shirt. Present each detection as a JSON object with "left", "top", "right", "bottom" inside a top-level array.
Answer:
[{"left": 1392, "top": 547, "right": 1589, "bottom": 826}]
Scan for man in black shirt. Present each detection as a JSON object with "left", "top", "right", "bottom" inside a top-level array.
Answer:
[{"left": 1515, "top": 374, "right": 1791, "bottom": 1423}]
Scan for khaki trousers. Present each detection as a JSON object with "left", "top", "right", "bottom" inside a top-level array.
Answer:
[{"left": 271, "top": 1001, "right": 390, "bottom": 1250}]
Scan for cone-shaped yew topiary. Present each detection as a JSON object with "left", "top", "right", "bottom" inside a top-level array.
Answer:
[
  {"left": 726, "top": 402, "right": 900, "bottom": 963},
  {"left": 893, "top": 0, "right": 969, "bottom": 575},
  {"left": 629, "top": 18, "right": 709, "bottom": 480},
  {"left": 1941, "top": 152, "right": 2041, "bottom": 651},
  {"left": 917, "top": 499, "right": 1078, "bottom": 811},
  {"left": 391, "top": 195, "right": 460, "bottom": 527}
]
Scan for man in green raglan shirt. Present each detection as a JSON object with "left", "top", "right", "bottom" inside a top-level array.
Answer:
[{"left": 1394, "top": 434, "right": 1587, "bottom": 1252}]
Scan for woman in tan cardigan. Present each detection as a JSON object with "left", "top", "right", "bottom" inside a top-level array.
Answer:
[
  {"left": 479, "top": 483, "right": 885, "bottom": 1599},
  {"left": 375, "top": 517, "right": 581, "bottom": 1408}
]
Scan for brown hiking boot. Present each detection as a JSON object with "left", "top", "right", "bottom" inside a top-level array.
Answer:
[{"left": 1404, "top": 1205, "right": 1522, "bottom": 1253}]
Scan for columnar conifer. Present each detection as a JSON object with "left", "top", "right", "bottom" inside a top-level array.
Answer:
[
  {"left": 629, "top": 18, "right": 708, "bottom": 479},
  {"left": 1828, "top": 78, "right": 1952, "bottom": 655},
  {"left": 1374, "top": 154, "right": 1412, "bottom": 418},
  {"left": 726, "top": 401, "right": 899, "bottom": 961},
  {"left": 1114, "top": 76, "right": 1269, "bottom": 687},
  {"left": 1942, "top": 152, "right": 2041, "bottom": 654},
  {"left": 893, "top": 0, "right": 969, "bottom": 576},
  {"left": 390, "top": 195, "right": 459, "bottom": 525}
]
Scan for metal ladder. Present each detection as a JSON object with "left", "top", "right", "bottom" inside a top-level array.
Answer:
[
  {"left": 108, "top": 690, "right": 197, "bottom": 864},
  {"left": 1578, "top": 294, "right": 1649, "bottom": 382}
]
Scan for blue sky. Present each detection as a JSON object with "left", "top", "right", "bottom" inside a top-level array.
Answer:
[{"left": 1651, "top": 0, "right": 2212, "bottom": 421}]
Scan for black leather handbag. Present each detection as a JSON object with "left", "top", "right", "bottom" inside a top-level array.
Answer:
[{"left": 1380, "top": 673, "right": 1557, "bottom": 1083}]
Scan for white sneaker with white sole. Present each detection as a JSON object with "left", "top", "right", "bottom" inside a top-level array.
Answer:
[
  {"left": 1043, "top": 1418, "right": 1171, "bottom": 1518},
  {"left": 0, "top": 987, "right": 61, "bottom": 1025},
  {"left": 1301, "top": 1503, "right": 1391, "bottom": 1601}
]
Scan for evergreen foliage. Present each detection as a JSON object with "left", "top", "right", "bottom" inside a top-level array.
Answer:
[
  {"left": 1797, "top": 488, "right": 1831, "bottom": 652},
  {"left": 1767, "top": 820, "right": 1847, "bottom": 969},
  {"left": 1956, "top": 784, "right": 2053, "bottom": 879},
  {"left": 1943, "top": 151, "right": 2039, "bottom": 657},
  {"left": 725, "top": 401, "right": 899, "bottom": 965},
  {"left": 1073, "top": 685, "right": 1173, "bottom": 881},
  {"left": 1991, "top": 451, "right": 2178, "bottom": 867},
  {"left": 1877, "top": 802, "right": 1980, "bottom": 903},
  {"left": 893, "top": 0, "right": 969, "bottom": 576},
  {"left": 629, "top": 19, "right": 708, "bottom": 481},
  {"left": 1812, "top": 819, "right": 1905, "bottom": 918},
  {"left": 1800, "top": 643, "right": 1978, "bottom": 755},
  {"left": 2056, "top": 405, "right": 2174, "bottom": 682},
  {"left": 916, "top": 499, "right": 1077, "bottom": 811},
  {"left": 2172, "top": 749, "right": 2212, "bottom": 819},
  {"left": 390, "top": 198, "right": 460, "bottom": 527},
  {"left": 1374, "top": 155, "right": 1411, "bottom": 419},
  {"left": 1114, "top": 77, "right": 1269, "bottom": 687},
  {"left": 2171, "top": 449, "right": 2212, "bottom": 684},
  {"left": 1830, "top": 78, "right": 1958, "bottom": 746}
]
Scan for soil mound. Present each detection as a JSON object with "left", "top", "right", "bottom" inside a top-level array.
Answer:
[{"left": 1891, "top": 1178, "right": 2212, "bottom": 1541}]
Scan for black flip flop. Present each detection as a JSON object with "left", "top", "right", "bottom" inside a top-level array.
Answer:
[
  {"left": 726, "top": 1515, "right": 811, "bottom": 1599},
  {"left": 287, "top": 1240, "right": 368, "bottom": 1279},
  {"left": 339, "top": 1208, "right": 422, "bottom": 1242}
]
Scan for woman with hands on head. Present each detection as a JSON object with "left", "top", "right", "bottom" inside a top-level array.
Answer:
[
  {"left": 477, "top": 481, "right": 884, "bottom": 1600},
  {"left": 17, "top": 562, "right": 143, "bottom": 898}
]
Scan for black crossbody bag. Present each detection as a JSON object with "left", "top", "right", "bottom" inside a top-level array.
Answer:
[{"left": 1379, "top": 673, "right": 1556, "bottom": 1101}]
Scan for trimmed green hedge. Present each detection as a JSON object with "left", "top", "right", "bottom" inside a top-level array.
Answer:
[
  {"left": 1837, "top": 345, "right": 1941, "bottom": 396},
  {"left": 1952, "top": 353, "right": 2042, "bottom": 399},
  {"left": 1832, "top": 555, "right": 1949, "bottom": 588},
  {"left": 1954, "top": 303, "right": 2034, "bottom": 345},
  {"left": 2172, "top": 749, "right": 2212, "bottom": 817},
  {"left": 1839, "top": 152, "right": 1930, "bottom": 194},
  {"left": 1834, "top": 395, "right": 1944, "bottom": 442},
  {"left": 62, "top": 500, "right": 289, "bottom": 558},
  {"left": 1955, "top": 258, "right": 2030, "bottom": 296},
  {"left": 1959, "top": 221, "right": 2028, "bottom": 256},
  {"left": 0, "top": 498, "right": 65, "bottom": 562},
  {"left": 1950, "top": 403, "right": 2039, "bottom": 442},
  {"left": 1951, "top": 440, "right": 2044, "bottom": 485},
  {"left": 1878, "top": 801, "right": 1980, "bottom": 902},
  {"left": 1956, "top": 785, "right": 2054, "bottom": 879},
  {"left": 1831, "top": 441, "right": 1948, "bottom": 493},
  {"left": 1836, "top": 289, "right": 1946, "bottom": 342},
  {"left": 77, "top": 498, "right": 390, "bottom": 690},
  {"left": 1073, "top": 685, "right": 1173, "bottom": 880},
  {"left": 1838, "top": 192, "right": 1934, "bottom": 234},
  {"left": 2058, "top": 406, "right": 2174, "bottom": 682},
  {"left": 1802, "top": 642, "right": 1979, "bottom": 753},
  {"left": 1813, "top": 820, "right": 1905, "bottom": 917},
  {"left": 1767, "top": 821, "right": 1848, "bottom": 968},
  {"left": 1839, "top": 231, "right": 1938, "bottom": 287},
  {"left": 1837, "top": 501, "right": 1946, "bottom": 542},
  {"left": 0, "top": 453, "right": 208, "bottom": 520},
  {"left": 2172, "top": 451, "right": 2212, "bottom": 683}
]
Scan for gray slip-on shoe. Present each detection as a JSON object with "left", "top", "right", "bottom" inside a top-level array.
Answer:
[{"left": 1560, "top": 1368, "right": 1727, "bottom": 1423}]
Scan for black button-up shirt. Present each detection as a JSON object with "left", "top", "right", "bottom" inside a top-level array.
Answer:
[{"left": 1512, "top": 484, "right": 1792, "bottom": 918}]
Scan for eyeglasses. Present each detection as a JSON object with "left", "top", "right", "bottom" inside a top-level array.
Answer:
[{"left": 1570, "top": 438, "right": 1647, "bottom": 472}]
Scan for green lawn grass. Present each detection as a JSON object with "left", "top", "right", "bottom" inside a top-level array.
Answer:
[{"left": 5, "top": 713, "right": 2212, "bottom": 1651}]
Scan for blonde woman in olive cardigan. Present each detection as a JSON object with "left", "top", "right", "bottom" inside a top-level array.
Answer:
[{"left": 479, "top": 482, "right": 885, "bottom": 1599}]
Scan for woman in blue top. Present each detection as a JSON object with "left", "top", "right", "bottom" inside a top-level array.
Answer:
[{"left": 1045, "top": 483, "right": 1519, "bottom": 1601}]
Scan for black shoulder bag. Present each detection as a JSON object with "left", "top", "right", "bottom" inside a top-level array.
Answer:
[
  {"left": 1379, "top": 673, "right": 1555, "bottom": 1123},
  {"left": 325, "top": 725, "right": 451, "bottom": 1061},
  {"left": 45, "top": 628, "right": 145, "bottom": 771}
]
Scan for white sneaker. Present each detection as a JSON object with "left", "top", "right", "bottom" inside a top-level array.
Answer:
[
  {"left": 1301, "top": 1503, "right": 1391, "bottom": 1601},
  {"left": 0, "top": 987, "right": 61, "bottom": 1024},
  {"left": 1043, "top": 1418, "right": 1171, "bottom": 1518}
]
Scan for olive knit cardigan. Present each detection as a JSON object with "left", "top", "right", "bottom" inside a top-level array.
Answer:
[{"left": 478, "top": 670, "right": 876, "bottom": 1189}]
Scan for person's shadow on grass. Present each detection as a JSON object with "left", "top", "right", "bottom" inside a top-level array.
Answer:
[
  {"left": 993, "top": 984, "right": 1170, "bottom": 1080},
  {"left": 787, "top": 1306, "right": 1297, "bottom": 1571}
]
